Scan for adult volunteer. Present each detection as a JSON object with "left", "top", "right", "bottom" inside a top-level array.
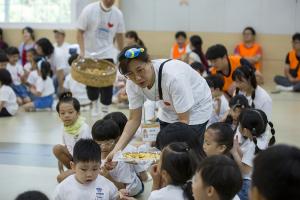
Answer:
[
  {"left": 107, "top": 45, "right": 213, "bottom": 160},
  {"left": 77, "top": 0, "right": 125, "bottom": 117}
]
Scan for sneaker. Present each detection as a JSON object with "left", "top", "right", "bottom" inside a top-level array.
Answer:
[
  {"left": 275, "top": 85, "right": 293, "bottom": 92},
  {"left": 91, "top": 101, "right": 100, "bottom": 117}
]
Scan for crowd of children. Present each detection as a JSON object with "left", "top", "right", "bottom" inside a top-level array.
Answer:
[{"left": 1, "top": 25, "right": 299, "bottom": 200}]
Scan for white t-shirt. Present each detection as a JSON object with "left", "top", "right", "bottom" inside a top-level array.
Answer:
[
  {"left": 53, "top": 42, "right": 71, "bottom": 74},
  {"left": 240, "top": 86, "right": 272, "bottom": 119},
  {"left": 108, "top": 161, "right": 142, "bottom": 196},
  {"left": 54, "top": 174, "right": 118, "bottom": 200},
  {"left": 239, "top": 132, "right": 269, "bottom": 179},
  {"left": 149, "top": 185, "right": 186, "bottom": 200},
  {"left": 0, "top": 85, "right": 18, "bottom": 115},
  {"left": 63, "top": 74, "right": 90, "bottom": 105},
  {"left": 126, "top": 59, "right": 213, "bottom": 125},
  {"left": 209, "top": 94, "right": 229, "bottom": 125},
  {"left": 35, "top": 76, "right": 55, "bottom": 97},
  {"left": 77, "top": 2, "right": 125, "bottom": 59},
  {"left": 27, "top": 70, "right": 39, "bottom": 86},
  {"left": 6, "top": 63, "right": 24, "bottom": 85},
  {"left": 62, "top": 122, "right": 91, "bottom": 156},
  {"left": 24, "top": 62, "right": 32, "bottom": 72},
  {"left": 188, "top": 51, "right": 201, "bottom": 63}
]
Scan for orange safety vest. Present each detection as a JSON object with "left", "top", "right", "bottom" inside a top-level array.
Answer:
[
  {"left": 172, "top": 43, "right": 187, "bottom": 59},
  {"left": 236, "top": 42, "right": 262, "bottom": 71},
  {"left": 210, "top": 55, "right": 242, "bottom": 92},
  {"left": 288, "top": 50, "right": 300, "bottom": 79}
]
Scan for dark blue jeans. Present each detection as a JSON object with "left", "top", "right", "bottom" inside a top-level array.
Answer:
[
  {"left": 274, "top": 75, "right": 300, "bottom": 92},
  {"left": 238, "top": 179, "right": 251, "bottom": 200}
]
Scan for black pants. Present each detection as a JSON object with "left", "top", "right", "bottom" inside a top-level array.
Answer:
[
  {"left": 86, "top": 85, "right": 113, "bottom": 105},
  {"left": 86, "top": 58, "right": 114, "bottom": 105},
  {"left": 0, "top": 108, "right": 12, "bottom": 117}
]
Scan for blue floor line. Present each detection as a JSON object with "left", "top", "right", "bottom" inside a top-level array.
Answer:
[{"left": 0, "top": 142, "right": 58, "bottom": 168}]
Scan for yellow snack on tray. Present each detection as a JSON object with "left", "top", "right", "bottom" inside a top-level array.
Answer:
[{"left": 123, "top": 152, "right": 160, "bottom": 160}]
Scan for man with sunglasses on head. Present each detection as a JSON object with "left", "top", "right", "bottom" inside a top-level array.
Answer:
[{"left": 106, "top": 45, "right": 213, "bottom": 162}]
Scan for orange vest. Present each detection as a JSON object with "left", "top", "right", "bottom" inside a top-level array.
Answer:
[
  {"left": 236, "top": 42, "right": 262, "bottom": 71},
  {"left": 210, "top": 56, "right": 242, "bottom": 92},
  {"left": 288, "top": 50, "right": 300, "bottom": 79},
  {"left": 172, "top": 43, "right": 187, "bottom": 59}
]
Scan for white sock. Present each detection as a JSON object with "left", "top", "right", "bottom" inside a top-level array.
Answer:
[{"left": 102, "top": 105, "right": 109, "bottom": 114}]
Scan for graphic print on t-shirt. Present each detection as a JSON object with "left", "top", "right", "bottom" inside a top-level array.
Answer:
[{"left": 96, "top": 187, "right": 104, "bottom": 199}]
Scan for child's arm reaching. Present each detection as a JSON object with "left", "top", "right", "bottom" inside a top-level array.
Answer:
[
  {"left": 101, "top": 164, "right": 126, "bottom": 190},
  {"left": 231, "top": 136, "right": 252, "bottom": 176}
]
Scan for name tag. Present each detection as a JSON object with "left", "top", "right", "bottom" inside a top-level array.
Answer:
[{"left": 141, "top": 123, "right": 160, "bottom": 142}]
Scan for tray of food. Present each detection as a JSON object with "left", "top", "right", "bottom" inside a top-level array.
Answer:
[{"left": 113, "top": 148, "right": 161, "bottom": 165}]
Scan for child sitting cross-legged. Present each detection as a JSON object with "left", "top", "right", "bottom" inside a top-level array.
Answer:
[
  {"left": 92, "top": 119, "right": 143, "bottom": 197},
  {"left": 53, "top": 92, "right": 91, "bottom": 182},
  {"left": 53, "top": 139, "right": 119, "bottom": 200}
]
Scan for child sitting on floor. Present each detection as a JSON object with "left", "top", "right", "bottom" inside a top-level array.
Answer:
[{"left": 53, "top": 139, "right": 118, "bottom": 200}]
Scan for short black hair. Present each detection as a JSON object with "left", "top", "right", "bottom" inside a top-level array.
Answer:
[
  {"left": 175, "top": 31, "right": 187, "bottom": 39},
  {"left": 0, "top": 51, "right": 8, "bottom": 62},
  {"left": 92, "top": 119, "right": 121, "bottom": 141},
  {"left": 292, "top": 32, "right": 300, "bottom": 42},
  {"left": 206, "top": 122, "right": 234, "bottom": 154},
  {"left": 190, "top": 61, "right": 205, "bottom": 74},
  {"left": 205, "top": 74, "right": 224, "bottom": 90},
  {"left": 252, "top": 144, "right": 300, "bottom": 200},
  {"left": 156, "top": 122, "right": 205, "bottom": 160},
  {"left": 0, "top": 68, "right": 12, "bottom": 85},
  {"left": 56, "top": 92, "right": 80, "bottom": 113},
  {"left": 197, "top": 155, "right": 242, "bottom": 200},
  {"left": 35, "top": 38, "right": 54, "bottom": 57},
  {"left": 118, "top": 44, "right": 150, "bottom": 75},
  {"left": 243, "top": 26, "right": 256, "bottom": 36},
  {"left": 206, "top": 44, "right": 228, "bottom": 60},
  {"left": 103, "top": 112, "right": 128, "bottom": 133},
  {"left": 6, "top": 46, "right": 19, "bottom": 55},
  {"left": 73, "top": 139, "right": 101, "bottom": 163},
  {"left": 15, "top": 190, "right": 49, "bottom": 200},
  {"left": 68, "top": 53, "right": 79, "bottom": 66}
]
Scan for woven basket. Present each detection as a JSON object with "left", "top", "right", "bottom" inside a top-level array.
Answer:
[{"left": 71, "top": 58, "right": 116, "bottom": 87}]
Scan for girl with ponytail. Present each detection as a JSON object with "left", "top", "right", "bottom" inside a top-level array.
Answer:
[
  {"left": 148, "top": 142, "right": 197, "bottom": 200},
  {"left": 232, "top": 64, "right": 272, "bottom": 119},
  {"left": 231, "top": 108, "right": 276, "bottom": 200},
  {"left": 22, "top": 60, "right": 54, "bottom": 111},
  {"left": 120, "top": 142, "right": 197, "bottom": 200}
]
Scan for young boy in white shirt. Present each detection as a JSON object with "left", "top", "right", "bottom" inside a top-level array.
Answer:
[
  {"left": 5, "top": 47, "right": 30, "bottom": 105},
  {"left": 54, "top": 139, "right": 118, "bottom": 200},
  {"left": 92, "top": 119, "right": 143, "bottom": 197},
  {"left": 206, "top": 75, "right": 229, "bottom": 126}
]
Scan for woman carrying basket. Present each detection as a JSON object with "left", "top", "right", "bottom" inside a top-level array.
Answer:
[
  {"left": 77, "top": 0, "right": 125, "bottom": 116},
  {"left": 106, "top": 45, "right": 213, "bottom": 162}
]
